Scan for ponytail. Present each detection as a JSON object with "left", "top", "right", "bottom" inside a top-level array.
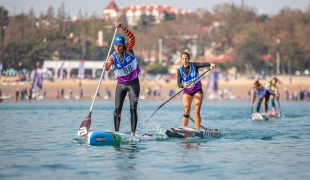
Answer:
[{"left": 181, "top": 49, "right": 191, "bottom": 59}]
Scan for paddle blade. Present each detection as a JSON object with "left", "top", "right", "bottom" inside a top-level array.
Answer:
[{"left": 77, "top": 113, "right": 91, "bottom": 137}]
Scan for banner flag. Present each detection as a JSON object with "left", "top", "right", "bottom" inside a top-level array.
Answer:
[
  {"left": 213, "top": 70, "right": 219, "bottom": 91},
  {"left": 207, "top": 71, "right": 214, "bottom": 93},
  {"left": 32, "top": 70, "right": 43, "bottom": 92},
  {"left": 78, "top": 60, "right": 85, "bottom": 79},
  {"left": 59, "top": 62, "right": 64, "bottom": 79}
]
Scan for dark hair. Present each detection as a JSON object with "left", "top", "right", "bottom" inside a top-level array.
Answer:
[
  {"left": 254, "top": 80, "right": 261, "bottom": 86},
  {"left": 271, "top": 77, "right": 278, "bottom": 83},
  {"left": 181, "top": 49, "right": 191, "bottom": 59}
]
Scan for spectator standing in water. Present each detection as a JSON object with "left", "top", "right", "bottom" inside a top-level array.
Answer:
[
  {"left": 15, "top": 88, "right": 19, "bottom": 101},
  {"left": 61, "top": 88, "right": 64, "bottom": 98},
  {"left": 69, "top": 87, "right": 73, "bottom": 98},
  {"left": 80, "top": 89, "right": 83, "bottom": 99}
]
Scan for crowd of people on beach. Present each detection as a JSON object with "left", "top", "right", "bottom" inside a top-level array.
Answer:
[
  {"left": 1, "top": 82, "right": 309, "bottom": 103},
  {"left": 284, "top": 88, "right": 310, "bottom": 101}
]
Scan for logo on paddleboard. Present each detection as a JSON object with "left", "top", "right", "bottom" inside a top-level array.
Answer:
[
  {"left": 111, "top": 134, "right": 117, "bottom": 140},
  {"left": 95, "top": 136, "right": 106, "bottom": 142}
]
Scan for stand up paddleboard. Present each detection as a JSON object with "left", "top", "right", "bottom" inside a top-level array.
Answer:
[
  {"left": 251, "top": 112, "right": 282, "bottom": 121},
  {"left": 87, "top": 130, "right": 156, "bottom": 145},
  {"left": 165, "top": 126, "right": 221, "bottom": 139}
]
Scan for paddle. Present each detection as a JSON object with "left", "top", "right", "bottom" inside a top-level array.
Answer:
[
  {"left": 250, "top": 105, "right": 253, "bottom": 119},
  {"left": 77, "top": 28, "right": 118, "bottom": 137},
  {"left": 145, "top": 67, "right": 213, "bottom": 122},
  {"left": 189, "top": 116, "right": 209, "bottom": 130},
  {"left": 277, "top": 97, "right": 282, "bottom": 117}
]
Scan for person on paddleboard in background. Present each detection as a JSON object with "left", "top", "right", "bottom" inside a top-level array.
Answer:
[
  {"left": 251, "top": 80, "right": 270, "bottom": 113},
  {"left": 265, "top": 77, "right": 280, "bottom": 115},
  {"left": 177, "top": 49, "right": 216, "bottom": 130},
  {"left": 103, "top": 22, "right": 140, "bottom": 136}
]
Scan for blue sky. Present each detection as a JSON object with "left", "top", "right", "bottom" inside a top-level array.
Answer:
[{"left": 2, "top": 0, "right": 310, "bottom": 17}]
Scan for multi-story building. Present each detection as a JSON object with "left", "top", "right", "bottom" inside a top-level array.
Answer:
[{"left": 101, "top": 0, "right": 190, "bottom": 26}]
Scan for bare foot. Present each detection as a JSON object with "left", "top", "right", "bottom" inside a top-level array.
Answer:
[{"left": 131, "top": 133, "right": 135, "bottom": 136}]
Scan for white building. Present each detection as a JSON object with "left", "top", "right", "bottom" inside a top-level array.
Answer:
[{"left": 101, "top": 0, "right": 190, "bottom": 26}]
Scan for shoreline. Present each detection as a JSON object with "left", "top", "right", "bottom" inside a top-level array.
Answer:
[{"left": 1, "top": 75, "right": 310, "bottom": 102}]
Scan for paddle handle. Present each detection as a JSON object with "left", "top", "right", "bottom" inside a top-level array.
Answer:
[{"left": 89, "top": 28, "right": 118, "bottom": 112}]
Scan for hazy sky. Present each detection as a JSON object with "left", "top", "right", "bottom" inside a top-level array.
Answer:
[{"left": 2, "top": 0, "right": 310, "bottom": 17}]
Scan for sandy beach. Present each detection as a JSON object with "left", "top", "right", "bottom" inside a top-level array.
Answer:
[{"left": 1, "top": 75, "right": 309, "bottom": 102}]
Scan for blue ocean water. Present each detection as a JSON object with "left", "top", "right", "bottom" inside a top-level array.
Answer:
[{"left": 0, "top": 100, "right": 309, "bottom": 179}]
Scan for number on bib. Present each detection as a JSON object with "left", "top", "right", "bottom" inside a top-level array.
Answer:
[{"left": 123, "top": 65, "right": 133, "bottom": 74}]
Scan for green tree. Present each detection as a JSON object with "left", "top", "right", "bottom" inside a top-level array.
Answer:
[
  {"left": 144, "top": 63, "right": 168, "bottom": 74},
  {"left": 236, "top": 31, "right": 268, "bottom": 73},
  {"left": 162, "top": 11, "right": 175, "bottom": 21},
  {"left": 0, "top": 6, "right": 9, "bottom": 62}
]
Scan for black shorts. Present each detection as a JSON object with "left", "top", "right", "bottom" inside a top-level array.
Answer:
[{"left": 187, "top": 88, "right": 203, "bottom": 96}]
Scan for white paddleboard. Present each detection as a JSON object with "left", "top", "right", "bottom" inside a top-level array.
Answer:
[{"left": 251, "top": 112, "right": 283, "bottom": 121}]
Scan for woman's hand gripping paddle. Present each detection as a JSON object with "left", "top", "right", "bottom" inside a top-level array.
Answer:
[{"left": 77, "top": 28, "right": 118, "bottom": 137}]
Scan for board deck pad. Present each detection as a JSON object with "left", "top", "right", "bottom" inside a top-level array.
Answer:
[{"left": 165, "top": 126, "right": 221, "bottom": 139}]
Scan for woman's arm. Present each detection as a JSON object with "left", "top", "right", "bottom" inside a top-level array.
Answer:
[
  {"left": 177, "top": 70, "right": 183, "bottom": 88},
  {"left": 194, "top": 62, "right": 216, "bottom": 71},
  {"left": 103, "top": 56, "right": 114, "bottom": 71},
  {"left": 194, "top": 62, "right": 211, "bottom": 69}
]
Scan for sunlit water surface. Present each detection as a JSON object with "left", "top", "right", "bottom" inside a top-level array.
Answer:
[{"left": 0, "top": 100, "right": 309, "bottom": 179}]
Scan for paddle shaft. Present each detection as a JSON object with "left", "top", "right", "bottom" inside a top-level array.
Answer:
[
  {"left": 89, "top": 28, "right": 118, "bottom": 112},
  {"left": 189, "top": 116, "right": 209, "bottom": 130},
  {"left": 277, "top": 98, "right": 282, "bottom": 115},
  {"left": 77, "top": 28, "right": 118, "bottom": 137},
  {"left": 145, "top": 68, "right": 212, "bottom": 122},
  {"left": 250, "top": 106, "right": 253, "bottom": 119}
]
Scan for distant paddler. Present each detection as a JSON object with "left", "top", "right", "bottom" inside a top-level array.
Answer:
[
  {"left": 265, "top": 77, "right": 280, "bottom": 116},
  {"left": 251, "top": 80, "right": 270, "bottom": 113}
]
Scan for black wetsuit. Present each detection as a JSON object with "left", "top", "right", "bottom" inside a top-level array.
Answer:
[{"left": 113, "top": 50, "right": 140, "bottom": 133}]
